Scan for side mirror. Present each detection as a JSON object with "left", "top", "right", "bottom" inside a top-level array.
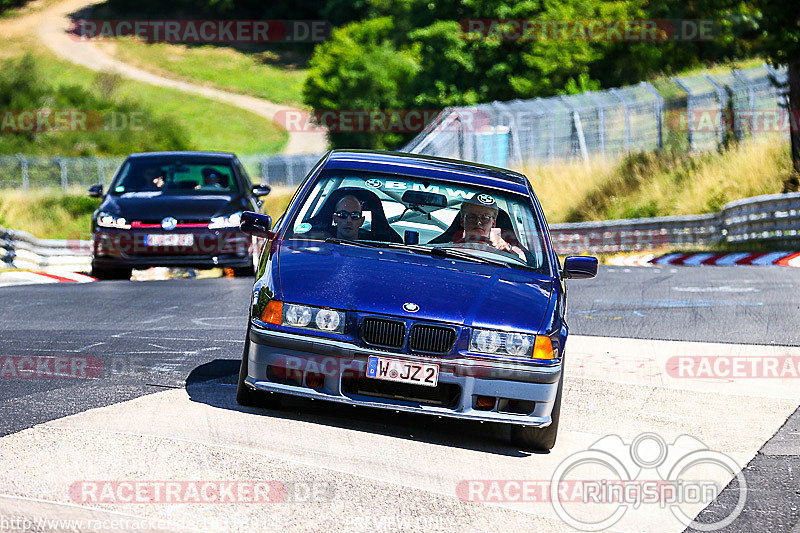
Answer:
[
  {"left": 240, "top": 211, "right": 274, "bottom": 239},
  {"left": 88, "top": 184, "right": 103, "bottom": 198},
  {"left": 252, "top": 184, "right": 271, "bottom": 197},
  {"left": 563, "top": 256, "right": 598, "bottom": 279}
]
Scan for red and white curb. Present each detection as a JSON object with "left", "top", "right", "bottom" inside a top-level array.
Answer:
[
  {"left": 609, "top": 251, "right": 800, "bottom": 267},
  {"left": 0, "top": 270, "right": 96, "bottom": 287}
]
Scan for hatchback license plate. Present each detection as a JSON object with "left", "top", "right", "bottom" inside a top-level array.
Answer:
[
  {"left": 144, "top": 234, "right": 194, "bottom": 246},
  {"left": 366, "top": 356, "right": 439, "bottom": 387}
]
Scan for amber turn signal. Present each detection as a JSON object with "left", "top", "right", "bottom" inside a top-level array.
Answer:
[{"left": 260, "top": 300, "right": 283, "bottom": 325}]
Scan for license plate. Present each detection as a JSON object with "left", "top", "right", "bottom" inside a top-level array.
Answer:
[
  {"left": 366, "top": 356, "right": 439, "bottom": 387},
  {"left": 144, "top": 234, "right": 194, "bottom": 246}
]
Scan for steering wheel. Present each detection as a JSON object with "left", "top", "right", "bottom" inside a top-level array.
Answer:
[{"left": 446, "top": 237, "right": 532, "bottom": 264}]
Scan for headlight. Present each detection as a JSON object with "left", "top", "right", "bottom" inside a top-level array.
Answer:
[
  {"left": 469, "top": 328, "right": 553, "bottom": 359},
  {"left": 265, "top": 302, "right": 345, "bottom": 334},
  {"left": 96, "top": 211, "right": 130, "bottom": 229},
  {"left": 209, "top": 211, "right": 242, "bottom": 229}
]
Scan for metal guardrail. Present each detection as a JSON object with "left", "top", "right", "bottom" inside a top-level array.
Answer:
[
  {"left": 0, "top": 226, "right": 91, "bottom": 271},
  {"left": 1, "top": 192, "right": 798, "bottom": 271},
  {"left": 550, "top": 192, "right": 800, "bottom": 254}
]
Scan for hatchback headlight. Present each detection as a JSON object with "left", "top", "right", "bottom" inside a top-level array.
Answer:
[
  {"left": 96, "top": 211, "right": 130, "bottom": 229},
  {"left": 469, "top": 328, "right": 554, "bottom": 359},
  {"left": 281, "top": 303, "right": 345, "bottom": 334},
  {"left": 209, "top": 211, "right": 242, "bottom": 229}
]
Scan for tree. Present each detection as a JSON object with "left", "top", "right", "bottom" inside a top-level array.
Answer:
[{"left": 750, "top": 0, "right": 800, "bottom": 178}]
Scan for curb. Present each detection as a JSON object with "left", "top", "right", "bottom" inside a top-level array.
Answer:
[
  {"left": 0, "top": 270, "right": 97, "bottom": 288},
  {"left": 608, "top": 252, "right": 800, "bottom": 267}
]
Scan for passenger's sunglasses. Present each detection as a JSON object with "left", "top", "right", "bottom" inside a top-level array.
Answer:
[
  {"left": 463, "top": 213, "right": 495, "bottom": 224},
  {"left": 334, "top": 210, "right": 364, "bottom": 220}
]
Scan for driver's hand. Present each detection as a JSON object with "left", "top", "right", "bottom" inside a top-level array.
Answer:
[{"left": 489, "top": 228, "right": 512, "bottom": 252}]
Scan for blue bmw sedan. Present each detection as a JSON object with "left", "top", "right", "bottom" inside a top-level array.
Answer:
[{"left": 236, "top": 150, "right": 597, "bottom": 451}]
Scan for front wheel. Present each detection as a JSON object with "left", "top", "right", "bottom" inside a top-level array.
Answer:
[
  {"left": 510, "top": 374, "right": 563, "bottom": 451},
  {"left": 236, "top": 328, "right": 281, "bottom": 409},
  {"left": 90, "top": 264, "right": 132, "bottom": 280},
  {"left": 231, "top": 265, "right": 255, "bottom": 277}
]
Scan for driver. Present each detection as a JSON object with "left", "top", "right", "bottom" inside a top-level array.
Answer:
[
  {"left": 142, "top": 165, "right": 166, "bottom": 189},
  {"left": 331, "top": 195, "right": 366, "bottom": 240},
  {"left": 454, "top": 198, "right": 525, "bottom": 260}
]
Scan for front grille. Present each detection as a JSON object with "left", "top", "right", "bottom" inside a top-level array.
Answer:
[
  {"left": 342, "top": 376, "right": 461, "bottom": 408},
  {"left": 409, "top": 324, "right": 456, "bottom": 354},
  {"left": 360, "top": 318, "right": 406, "bottom": 349}
]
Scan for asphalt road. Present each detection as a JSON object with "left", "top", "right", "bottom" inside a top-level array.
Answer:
[{"left": 0, "top": 265, "right": 798, "bottom": 531}]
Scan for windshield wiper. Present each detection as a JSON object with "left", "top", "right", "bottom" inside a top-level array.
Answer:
[
  {"left": 361, "top": 241, "right": 512, "bottom": 268},
  {"left": 323, "top": 237, "right": 382, "bottom": 248}
]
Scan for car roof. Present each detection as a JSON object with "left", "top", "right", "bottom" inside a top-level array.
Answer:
[
  {"left": 323, "top": 150, "right": 531, "bottom": 195},
  {"left": 127, "top": 151, "right": 237, "bottom": 159}
]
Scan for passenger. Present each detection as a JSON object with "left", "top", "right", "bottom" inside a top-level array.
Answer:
[
  {"left": 199, "top": 167, "right": 227, "bottom": 189},
  {"left": 331, "top": 195, "right": 365, "bottom": 240},
  {"left": 455, "top": 198, "right": 525, "bottom": 260}
]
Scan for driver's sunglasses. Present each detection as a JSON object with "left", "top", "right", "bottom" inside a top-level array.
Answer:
[
  {"left": 464, "top": 213, "right": 495, "bottom": 224},
  {"left": 334, "top": 210, "right": 363, "bottom": 220}
]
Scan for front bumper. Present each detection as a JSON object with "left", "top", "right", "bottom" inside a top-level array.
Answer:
[
  {"left": 92, "top": 228, "right": 252, "bottom": 269},
  {"left": 246, "top": 325, "right": 562, "bottom": 426}
]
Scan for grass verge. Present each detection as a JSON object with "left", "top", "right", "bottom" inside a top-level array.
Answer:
[
  {"left": 105, "top": 41, "right": 308, "bottom": 107},
  {"left": 0, "top": 32, "right": 288, "bottom": 155},
  {"left": 524, "top": 136, "right": 795, "bottom": 223},
  {"left": 0, "top": 187, "right": 295, "bottom": 240}
]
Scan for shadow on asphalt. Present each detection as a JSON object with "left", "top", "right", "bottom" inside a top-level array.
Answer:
[{"left": 185, "top": 359, "right": 541, "bottom": 458}]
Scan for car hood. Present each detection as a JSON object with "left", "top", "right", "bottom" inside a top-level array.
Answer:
[
  {"left": 276, "top": 242, "right": 553, "bottom": 334},
  {"left": 100, "top": 193, "right": 241, "bottom": 221}
]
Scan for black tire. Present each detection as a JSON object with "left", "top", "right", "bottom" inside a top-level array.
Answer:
[
  {"left": 91, "top": 264, "right": 132, "bottom": 280},
  {"left": 231, "top": 265, "right": 255, "bottom": 277},
  {"left": 510, "top": 374, "right": 563, "bottom": 451},
  {"left": 236, "top": 329, "right": 281, "bottom": 409}
]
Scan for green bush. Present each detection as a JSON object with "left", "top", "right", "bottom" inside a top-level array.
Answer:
[{"left": 0, "top": 55, "right": 192, "bottom": 155}]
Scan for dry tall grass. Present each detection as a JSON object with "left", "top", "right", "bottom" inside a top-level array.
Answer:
[{"left": 519, "top": 136, "right": 793, "bottom": 223}]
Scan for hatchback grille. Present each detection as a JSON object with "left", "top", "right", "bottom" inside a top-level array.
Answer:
[
  {"left": 409, "top": 324, "right": 456, "bottom": 354},
  {"left": 360, "top": 318, "right": 406, "bottom": 349}
]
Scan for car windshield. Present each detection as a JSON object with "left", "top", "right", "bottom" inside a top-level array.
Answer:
[
  {"left": 285, "top": 169, "right": 550, "bottom": 273},
  {"left": 109, "top": 157, "right": 239, "bottom": 195}
]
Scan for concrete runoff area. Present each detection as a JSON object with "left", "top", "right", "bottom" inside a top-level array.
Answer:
[
  {"left": 0, "top": 335, "right": 798, "bottom": 532},
  {"left": 0, "top": 267, "right": 799, "bottom": 530}
]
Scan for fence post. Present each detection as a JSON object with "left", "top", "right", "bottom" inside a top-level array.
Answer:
[
  {"left": 609, "top": 88, "right": 630, "bottom": 153},
  {"left": 94, "top": 156, "right": 105, "bottom": 186},
  {"left": 704, "top": 74, "right": 728, "bottom": 147},
  {"left": 16, "top": 154, "right": 28, "bottom": 189},
  {"left": 59, "top": 157, "right": 68, "bottom": 192},
  {"left": 673, "top": 77, "right": 693, "bottom": 153},
  {"left": 586, "top": 92, "right": 606, "bottom": 158},
  {"left": 731, "top": 69, "right": 755, "bottom": 139},
  {"left": 641, "top": 82, "right": 664, "bottom": 150}
]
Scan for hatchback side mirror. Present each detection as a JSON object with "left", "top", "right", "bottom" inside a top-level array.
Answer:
[
  {"left": 88, "top": 184, "right": 103, "bottom": 198},
  {"left": 240, "top": 211, "right": 274, "bottom": 239},
  {"left": 252, "top": 184, "right": 271, "bottom": 197},
  {"left": 563, "top": 256, "right": 598, "bottom": 279}
]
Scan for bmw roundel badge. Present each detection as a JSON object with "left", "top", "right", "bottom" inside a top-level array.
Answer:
[
  {"left": 161, "top": 217, "right": 177, "bottom": 230},
  {"left": 403, "top": 302, "right": 419, "bottom": 313}
]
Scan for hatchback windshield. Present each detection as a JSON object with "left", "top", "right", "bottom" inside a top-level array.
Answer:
[
  {"left": 110, "top": 157, "right": 239, "bottom": 195},
  {"left": 285, "top": 169, "right": 550, "bottom": 273}
]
